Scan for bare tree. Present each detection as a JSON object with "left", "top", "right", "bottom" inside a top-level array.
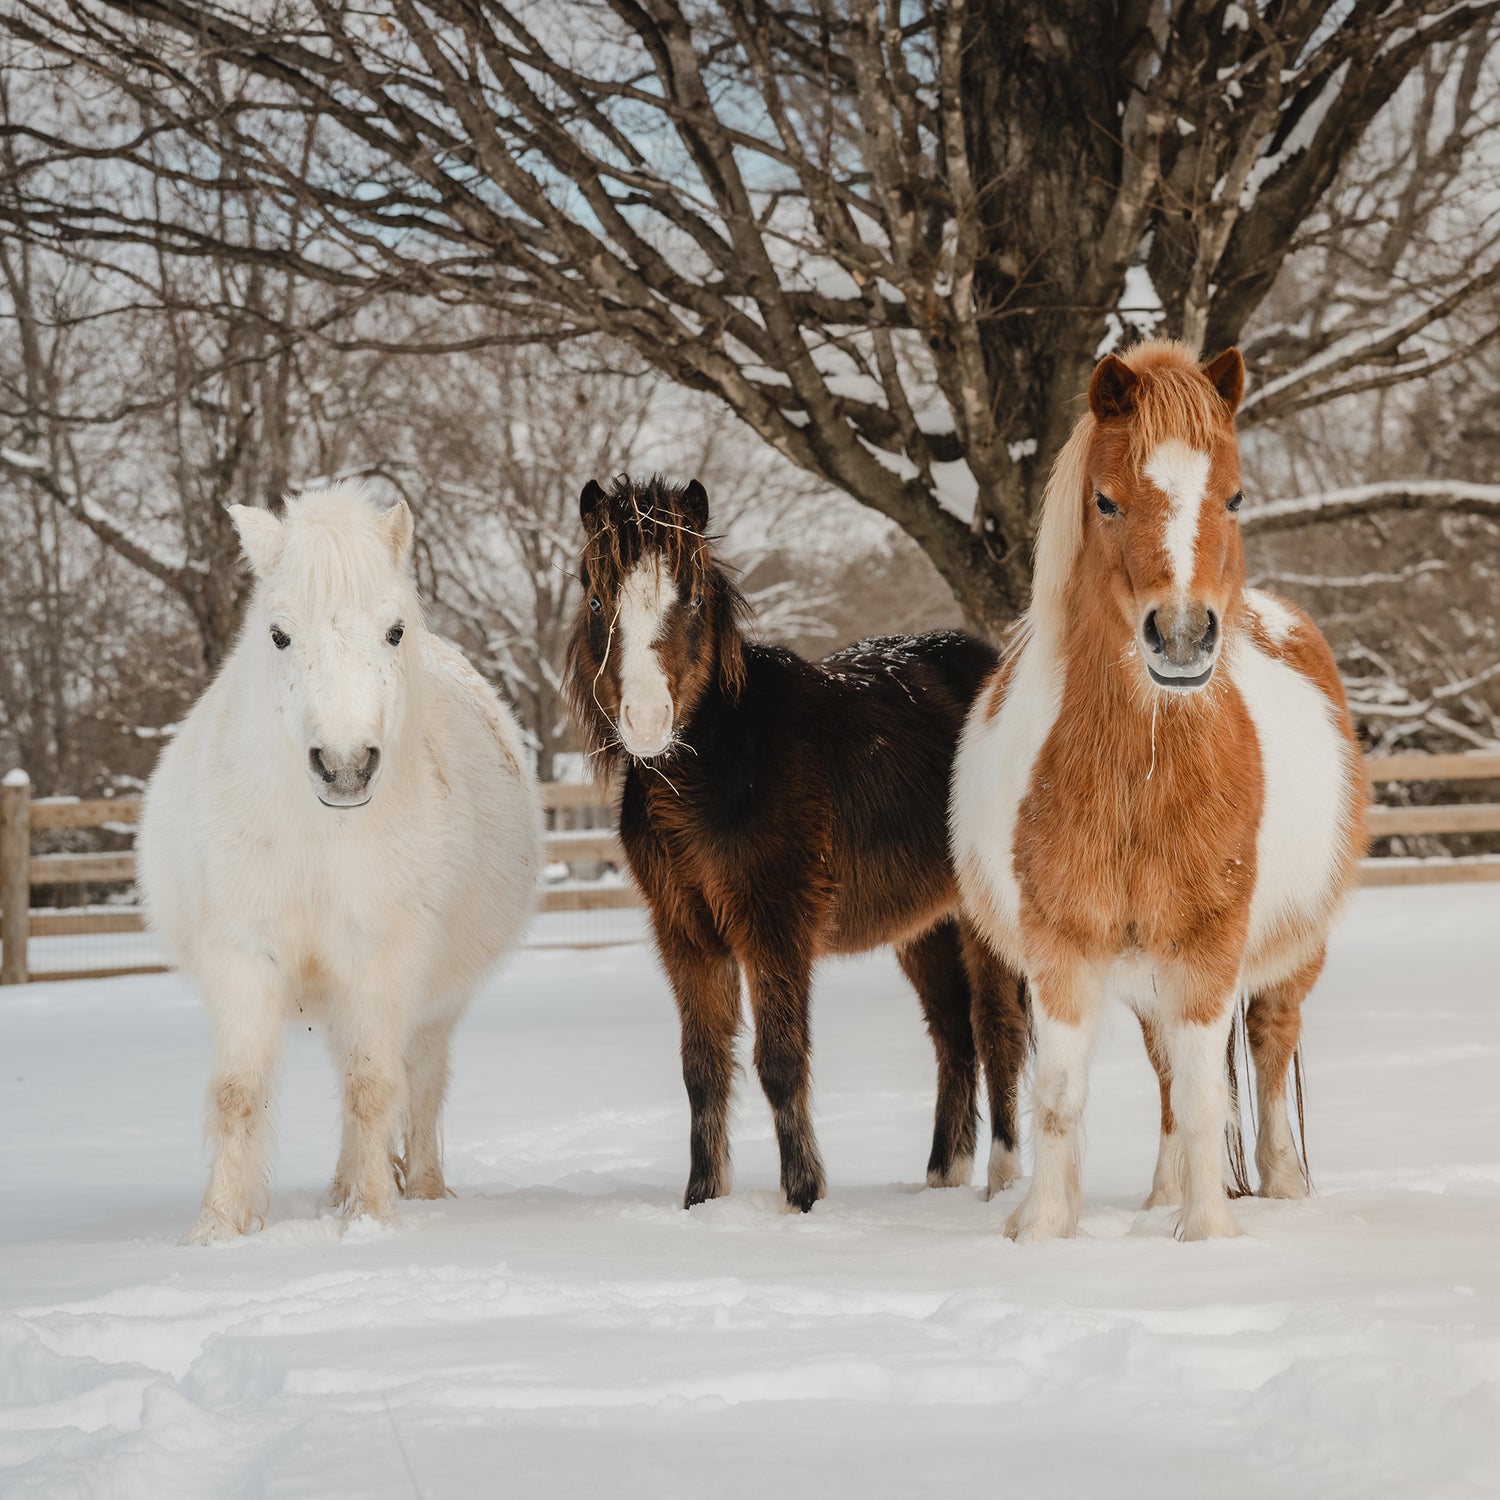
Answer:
[
  {"left": 4, "top": 2, "right": 1496, "bottom": 632},
  {"left": 383, "top": 340, "right": 841, "bottom": 779}
]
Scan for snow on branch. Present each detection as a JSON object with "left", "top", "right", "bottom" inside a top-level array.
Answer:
[
  {"left": 0, "top": 446, "right": 191, "bottom": 586},
  {"left": 1242, "top": 481, "right": 1500, "bottom": 535}
]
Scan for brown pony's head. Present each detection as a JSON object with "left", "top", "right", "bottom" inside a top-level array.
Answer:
[
  {"left": 565, "top": 475, "right": 747, "bottom": 768},
  {"left": 1037, "top": 340, "right": 1246, "bottom": 694}
]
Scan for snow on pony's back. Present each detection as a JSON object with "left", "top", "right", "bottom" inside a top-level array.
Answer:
[{"left": 138, "top": 480, "right": 543, "bottom": 1245}]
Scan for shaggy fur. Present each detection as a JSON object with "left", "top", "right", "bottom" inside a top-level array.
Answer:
[
  {"left": 954, "top": 342, "right": 1367, "bottom": 1242},
  {"left": 566, "top": 475, "right": 1029, "bottom": 1211},
  {"left": 139, "top": 483, "right": 542, "bottom": 1243}
]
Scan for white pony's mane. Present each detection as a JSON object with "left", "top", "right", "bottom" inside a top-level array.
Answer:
[{"left": 271, "top": 481, "right": 422, "bottom": 618}]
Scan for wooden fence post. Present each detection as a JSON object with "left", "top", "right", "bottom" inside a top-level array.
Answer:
[{"left": 1, "top": 769, "right": 31, "bottom": 985}]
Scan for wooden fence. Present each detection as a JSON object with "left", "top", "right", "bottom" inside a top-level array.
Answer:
[{"left": 2, "top": 751, "right": 1497, "bottom": 985}]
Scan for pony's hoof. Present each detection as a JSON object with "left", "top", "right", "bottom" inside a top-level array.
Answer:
[
  {"left": 1004, "top": 1195, "right": 1077, "bottom": 1243},
  {"left": 780, "top": 1178, "right": 825, "bottom": 1214},
  {"left": 984, "top": 1142, "right": 1022, "bottom": 1200},
  {"left": 1256, "top": 1167, "right": 1309, "bottom": 1200},
  {"left": 402, "top": 1172, "right": 448, "bottom": 1201},
  {"left": 1175, "top": 1205, "right": 1244, "bottom": 1241},
  {"left": 181, "top": 1207, "right": 243, "bottom": 1246},
  {"left": 926, "top": 1154, "right": 974, "bottom": 1189}
]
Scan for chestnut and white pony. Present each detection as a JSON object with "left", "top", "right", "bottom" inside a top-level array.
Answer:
[
  {"left": 953, "top": 341, "right": 1367, "bottom": 1242},
  {"left": 140, "top": 483, "right": 542, "bottom": 1244}
]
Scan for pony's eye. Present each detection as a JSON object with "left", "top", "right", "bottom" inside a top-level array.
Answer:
[
  {"left": 1095, "top": 492, "right": 1120, "bottom": 517},
  {"left": 589, "top": 596, "right": 602, "bottom": 614},
  {"left": 386, "top": 623, "right": 404, "bottom": 646},
  {"left": 689, "top": 594, "right": 702, "bottom": 611},
  {"left": 270, "top": 626, "right": 291, "bottom": 650},
  {"left": 1226, "top": 492, "right": 1244, "bottom": 514}
]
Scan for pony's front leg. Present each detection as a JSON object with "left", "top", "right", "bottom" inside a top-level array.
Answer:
[
  {"left": 746, "top": 959, "right": 826, "bottom": 1213},
  {"left": 1005, "top": 961, "right": 1101, "bottom": 1243},
  {"left": 1166, "top": 994, "right": 1243, "bottom": 1240},
  {"left": 1246, "top": 948, "right": 1322, "bottom": 1199},
  {"left": 400, "top": 1014, "right": 459, "bottom": 1200},
  {"left": 327, "top": 973, "right": 411, "bottom": 1222},
  {"left": 662, "top": 928, "right": 742, "bottom": 1210},
  {"left": 185, "top": 954, "right": 284, "bottom": 1245}
]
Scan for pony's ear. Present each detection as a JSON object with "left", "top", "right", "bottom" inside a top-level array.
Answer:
[
  {"left": 1202, "top": 347, "right": 1246, "bottom": 414},
  {"left": 682, "top": 479, "right": 709, "bottom": 532},
  {"left": 227, "top": 504, "right": 284, "bottom": 576},
  {"left": 1089, "top": 354, "right": 1139, "bottom": 421},
  {"left": 580, "top": 479, "right": 607, "bottom": 529},
  {"left": 379, "top": 498, "right": 414, "bottom": 563}
]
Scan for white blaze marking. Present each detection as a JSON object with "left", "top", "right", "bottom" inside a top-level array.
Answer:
[
  {"left": 616, "top": 555, "right": 675, "bottom": 748},
  {"left": 1144, "top": 441, "right": 1212, "bottom": 590}
]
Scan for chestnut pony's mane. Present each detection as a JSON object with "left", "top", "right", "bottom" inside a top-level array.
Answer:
[{"left": 1028, "top": 340, "right": 1236, "bottom": 641}]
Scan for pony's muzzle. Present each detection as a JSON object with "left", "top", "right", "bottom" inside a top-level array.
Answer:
[
  {"left": 308, "top": 745, "right": 381, "bottom": 806},
  {"left": 1141, "top": 603, "right": 1219, "bottom": 690},
  {"left": 619, "top": 699, "right": 674, "bottom": 758}
]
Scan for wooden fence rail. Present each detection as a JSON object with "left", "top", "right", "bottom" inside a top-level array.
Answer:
[{"left": 2, "top": 751, "right": 1498, "bottom": 985}]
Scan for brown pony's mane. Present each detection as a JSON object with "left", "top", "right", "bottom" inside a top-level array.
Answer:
[
  {"left": 578, "top": 474, "right": 715, "bottom": 597},
  {"left": 1028, "top": 340, "right": 1237, "bottom": 639},
  {"left": 565, "top": 475, "right": 749, "bottom": 782}
]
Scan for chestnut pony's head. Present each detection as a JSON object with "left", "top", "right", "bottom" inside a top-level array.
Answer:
[
  {"left": 1034, "top": 340, "right": 1247, "bottom": 694},
  {"left": 565, "top": 475, "right": 747, "bottom": 768}
]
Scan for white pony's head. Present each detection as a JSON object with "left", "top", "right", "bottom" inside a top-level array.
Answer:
[{"left": 229, "top": 483, "right": 421, "bottom": 810}]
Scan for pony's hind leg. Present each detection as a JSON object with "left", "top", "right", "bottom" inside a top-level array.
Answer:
[
  {"left": 896, "top": 921, "right": 978, "bottom": 1189},
  {"left": 746, "top": 957, "right": 826, "bottom": 1213},
  {"left": 185, "top": 954, "right": 283, "bottom": 1245},
  {"left": 961, "top": 922, "right": 1029, "bottom": 1199},
  {"left": 1006, "top": 961, "right": 1102, "bottom": 1243},
  {"left": 400, "top": 1014, "right": 459, "bottom": 1200},
  {"left": 1246, "top": 949, "right": 1323, "bottom": 1199},
  {"left": 1138, "top": 1014, "right": 1185, "bottom": 1209}
]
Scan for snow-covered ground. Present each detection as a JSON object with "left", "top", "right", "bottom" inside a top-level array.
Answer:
[{"left": 2, "top": 884, "right": 1498, "bottom": 1498}]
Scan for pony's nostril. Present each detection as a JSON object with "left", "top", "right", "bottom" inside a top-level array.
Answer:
[
  {"left": 1201, "top": 610, "right": 1220, "bottom": 655},
  {"left": 360, "top": 748, "right": 380, "bottom": 786},
  {"left": 1143, "top": 610, "right": 1165, "bottom": 656},
  {"left": 309, "top": 748, "right": 335, "bottom": 784}
]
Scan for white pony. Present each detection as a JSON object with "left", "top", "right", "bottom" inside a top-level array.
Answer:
[{"left": 140, "top": 482, "right": 542, "bottom": 1244}]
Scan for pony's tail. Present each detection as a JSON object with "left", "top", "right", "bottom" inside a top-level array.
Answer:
[
  {"left": 1223, "top": 1001, "right": 1314, "bottom": 1199},
  {"left": 1293, "top": 1042, "right": 1312, "bottom": 1193},
  {"left": 1224, "top": 997, "right": 1254, "bottom": 1200}
]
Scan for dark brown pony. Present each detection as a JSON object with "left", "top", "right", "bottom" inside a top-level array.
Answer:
[{"left": 565, "top": 474, "right": 1028, "bottom": 1212}]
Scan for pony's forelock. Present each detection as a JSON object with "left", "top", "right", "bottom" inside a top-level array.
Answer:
[
  {"left": 1122, "top": 341, "right": 1236, "bottom": 465},
  {"left": 270, "top": 481, "right": 423, "bottom": 621}
]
